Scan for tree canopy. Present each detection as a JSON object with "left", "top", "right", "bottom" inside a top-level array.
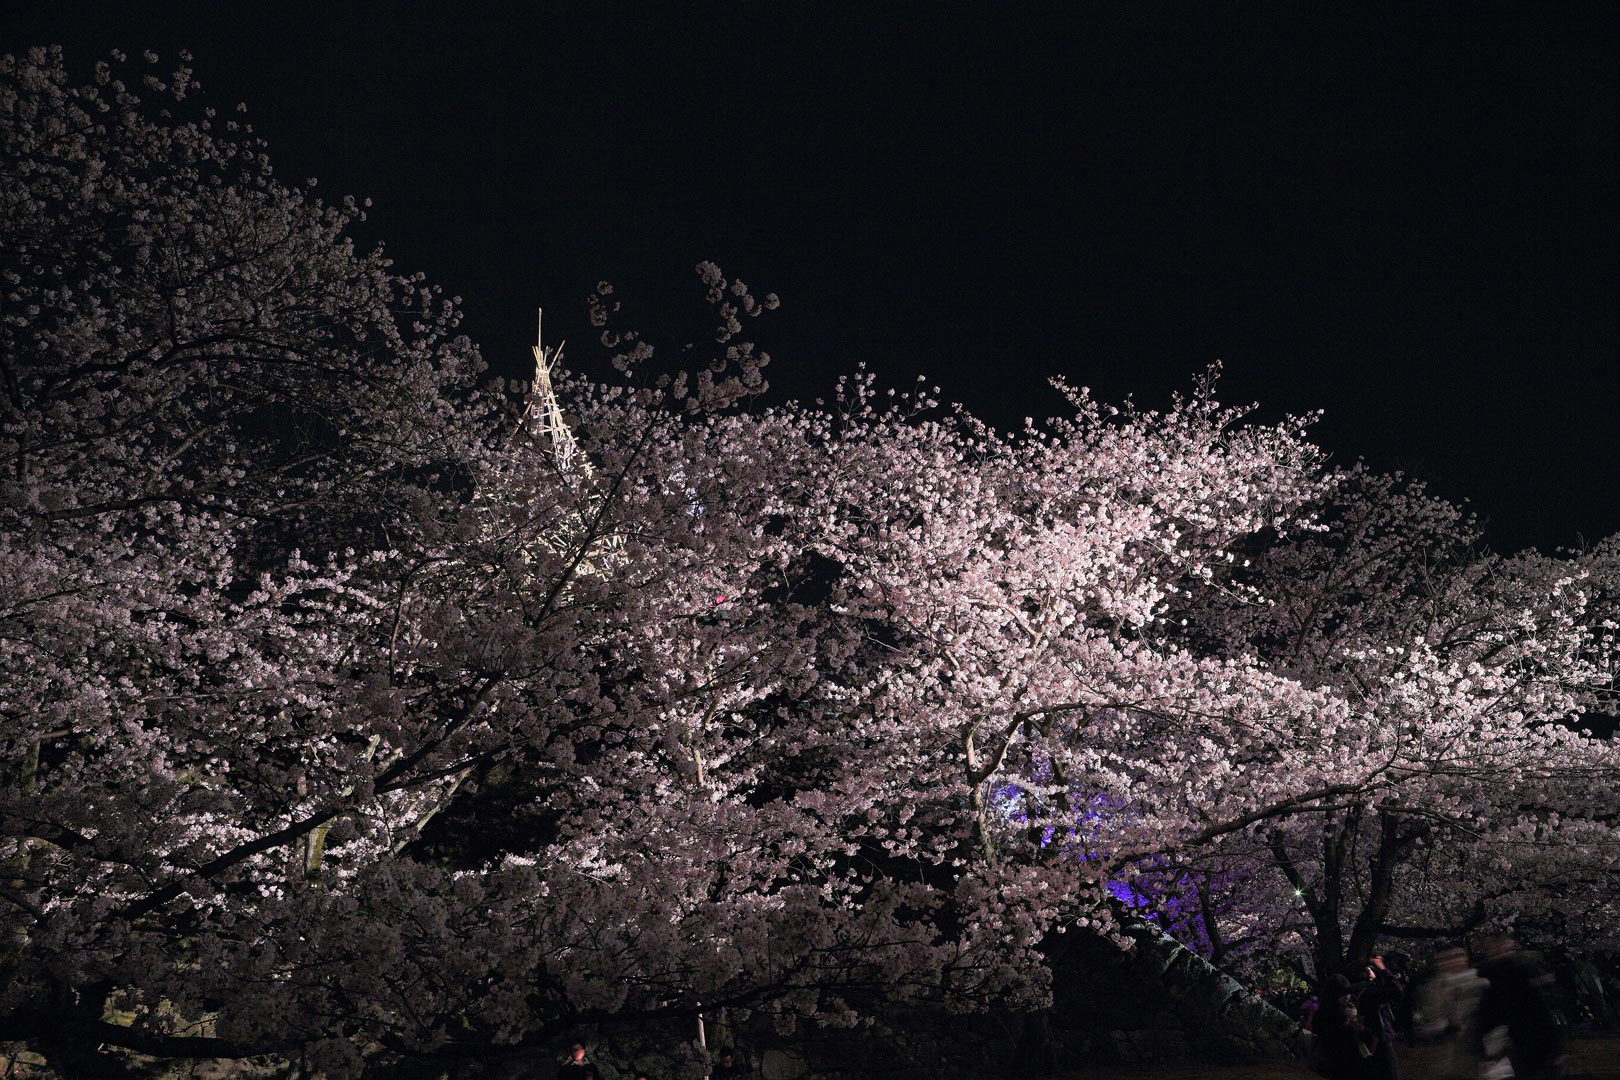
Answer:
[{"left": 3, "top": 47, "right": 1618, "bottom": 1079}]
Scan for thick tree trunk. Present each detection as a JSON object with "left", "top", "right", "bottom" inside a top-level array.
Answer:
[
  {"left": 1270, "top": 808, "right": 1362, "bottom": 981},
  {"left": 1013, "top": 1010, "right": 1057, "bottom": 1076},
  {"left": 1345, "top": 811, "right": 1413, "bottom": 970}
]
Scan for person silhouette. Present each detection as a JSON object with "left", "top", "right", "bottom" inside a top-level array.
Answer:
[
  {"left": 1477, "top": 934, "right": 1563, "bottom": 1080},
  {"left": 710, "top": 1047, "right": 748, "bottom": 1080},
  {"left": 1312, "top": 975, "right": 1370, "bottom": 1080},
  {"left": 558, "top": 1041, "right": 592, "bottom": 1080}
]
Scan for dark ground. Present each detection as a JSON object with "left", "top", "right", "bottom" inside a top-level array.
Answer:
[
  {"left": 1050, "top": 1029, "right": 1620, "bottom": 1079},
  {"left": 3, "top": 1031, "right": 1616, "bottom": 1078}
]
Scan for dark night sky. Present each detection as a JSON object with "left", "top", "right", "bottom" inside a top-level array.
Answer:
[{"left": 9, "top": 3, "right": 1619, "bottom": 553}]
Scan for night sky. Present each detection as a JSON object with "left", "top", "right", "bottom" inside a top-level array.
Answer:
[{"left": 10, "top": 3, "right": 1619, "bottom": 553}]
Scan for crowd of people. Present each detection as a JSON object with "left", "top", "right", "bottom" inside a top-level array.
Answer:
[
  {"left": 549, "top": 937, "right": 1601, "bottom": 1080},
  {"left": 1302, "top": 935, "right": 1586, "bottom": 1080},
  {"left": 556, "top": 1040, "right": 750, "bottom": 1080}
]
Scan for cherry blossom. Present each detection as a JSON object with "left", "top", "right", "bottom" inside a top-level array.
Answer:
[{"left": 4, "top": 48, "right": 1616, "bottom": 1079}]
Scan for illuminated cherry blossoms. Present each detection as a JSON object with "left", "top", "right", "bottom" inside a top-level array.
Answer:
[{"left": 2, "top": 48, "right": 1616, "bottom": 1077}]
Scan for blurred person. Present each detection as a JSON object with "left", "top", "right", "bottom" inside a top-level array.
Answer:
[
  {"left": 1301, "top": 991, "right": 1321, "bottom": 1033},
  {"left": 1571, "top": 957, "right": 1614, "bottom": 1028},
  {"left": 1477, "top": 934, "right": 1564, "bottom": 1080},
  {"left": 1415, "top": 946, "right": 1488, "bottom": 1079}
]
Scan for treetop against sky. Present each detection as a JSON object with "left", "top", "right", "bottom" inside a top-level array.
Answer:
[{"left": 9, "top": 4, "right": 1620, "bottom": 552}]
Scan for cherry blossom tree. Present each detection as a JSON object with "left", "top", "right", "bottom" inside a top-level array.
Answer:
[
  {"left": 8, "top": 44, "right": 1616, "bottom": 1080},
  {"left": 0, "top": 46, "right": 963, "bottom": 1075},
  {"left": 794, "top": 371, "right": 1333, "bottom": 876},
  {"left": 0, "top": 48, "right": 1175, "bottom": 1075},
  {"left": 806, "top": 415, "right": 1620, "bottom": 988},
  {"left": 0, "top": 43, "right": 497, "bottom": 1074},
  {"left": 1141, "top": 469, "right": 1620, "bottom": 978}
]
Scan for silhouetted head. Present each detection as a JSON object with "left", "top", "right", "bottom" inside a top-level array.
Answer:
[{"left": 1479, "top": 933, "right": 1517, "bottom": 961}]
